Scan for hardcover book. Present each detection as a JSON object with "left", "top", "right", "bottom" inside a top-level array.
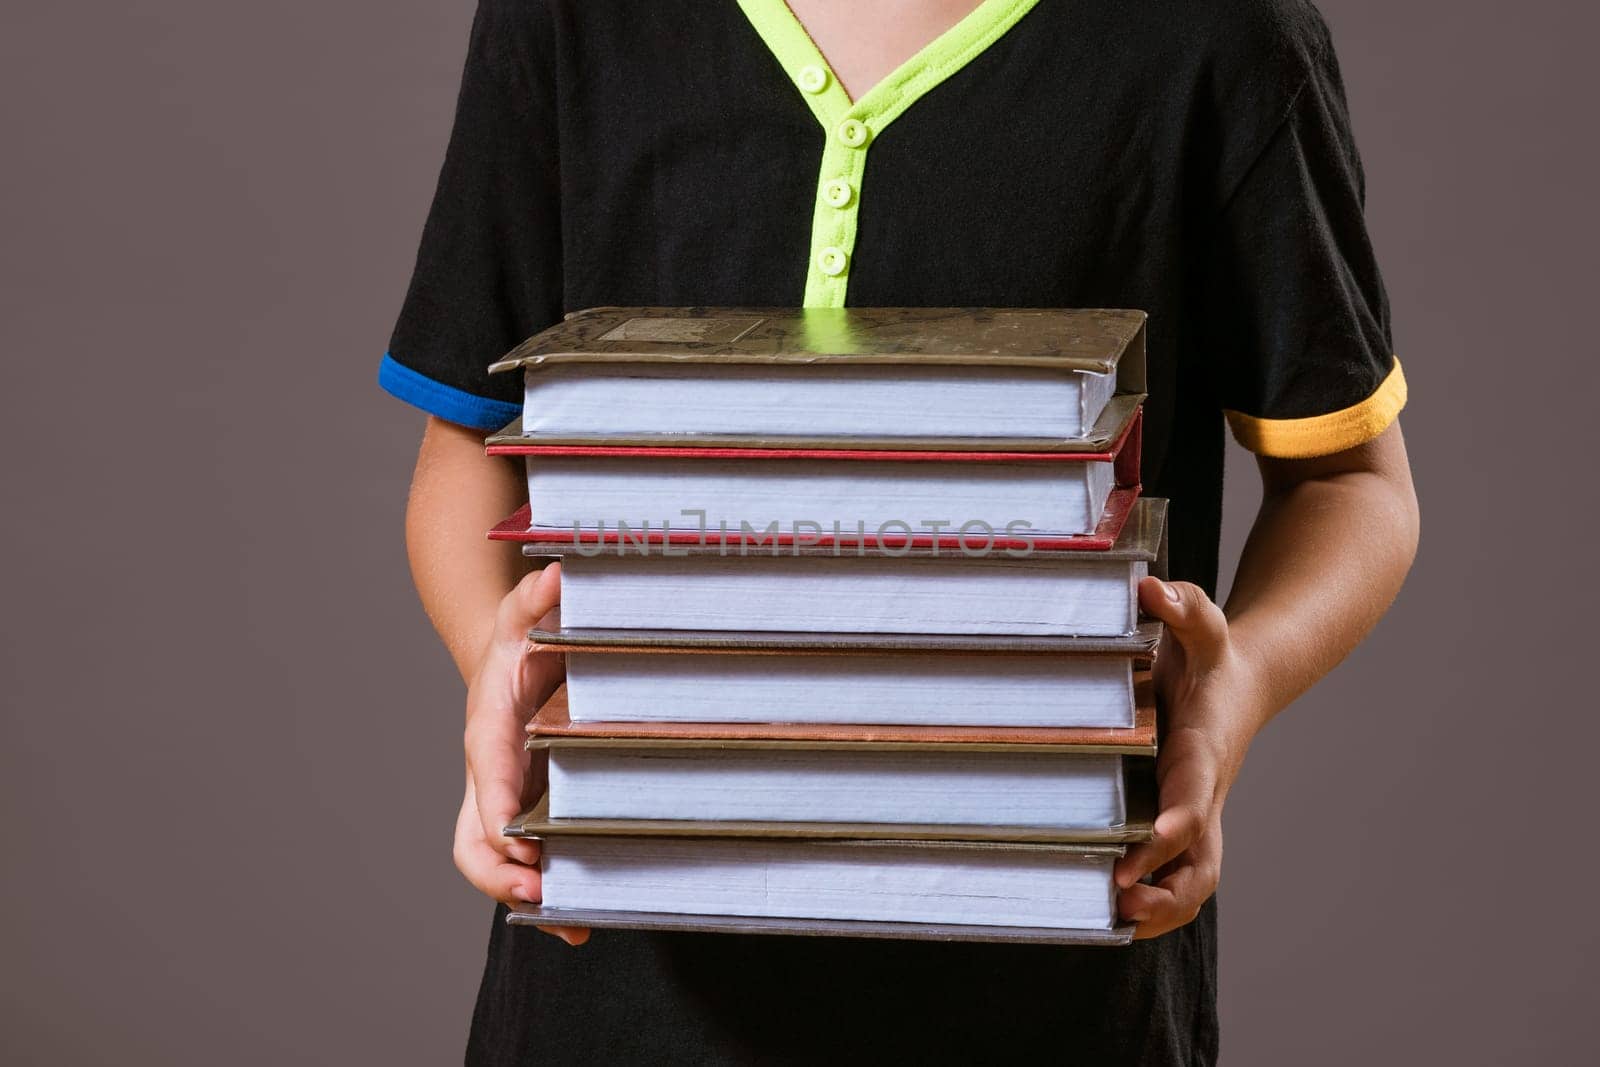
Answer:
[
  {"left": 486, "top": 306, "right": 1147, "bottom": 449},
  {"left": 490, "top": 406, "right": 1142, "bottom": 545},
  {"left": 519, "top": 751, "right": 1155, "bottom": 839},
  {"left": 509, "top": 837, "right": 1133, "bottom": 945},
  {"left": 520, "top": 678, "right": 1158, "bottom": 837},
  {"left": 487, "top": 408, "right": 1143, "bottom": 551},
  {"left": 517, "top": 498, "right": 1165, "bottom": 638},
  {"left": 525, "top": 679, "right": 1159, "bottom": 753},
  {"left": 527, "top": 623, "right": 1161, "bottom": 728}
]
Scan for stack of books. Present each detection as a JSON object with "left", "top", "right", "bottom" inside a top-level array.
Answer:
[{"left": 483, "top": 307, "right": 1167, "bottom": 945}]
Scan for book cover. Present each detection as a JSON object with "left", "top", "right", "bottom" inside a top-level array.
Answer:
[
  {"left": 524, "top": 678, "right": 1159, "bottom": 754},
  {"left": 488, "top": 409, "right": 1143, "bottom": 552}
]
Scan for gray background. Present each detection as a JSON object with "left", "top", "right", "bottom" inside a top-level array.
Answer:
[{"left": 1, "top": 1, "right": 1595, "bottom": 1063}]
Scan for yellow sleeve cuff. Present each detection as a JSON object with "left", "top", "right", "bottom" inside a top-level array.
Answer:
[{"left": 1225, "top": 358, "right": 1407, "bottom": 458}]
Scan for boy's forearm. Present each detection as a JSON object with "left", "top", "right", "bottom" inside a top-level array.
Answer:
[
  {"left": 1218, "top": 423, "right": 1420, "bottom": 749},
  {"left": 406, "top": 416, "right": 532, "bottom": 683}
]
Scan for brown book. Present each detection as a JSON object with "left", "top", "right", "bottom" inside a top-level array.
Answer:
[
  {"left": 486, "top": 306, "right": 1147, "bottom": 452},
  {"left": 513, "top": 683, "right": 1156, "bottom": 844},
  {"left": 525, "top": 680, "right": 1158, "bottom": 754}
]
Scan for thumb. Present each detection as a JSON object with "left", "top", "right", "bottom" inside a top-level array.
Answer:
[
  {"left": 493, "top": 563, "right": 562, "bottom": 642},
  {"left": 1138, "top": 576, "right": 1228, "bottom": 663}
]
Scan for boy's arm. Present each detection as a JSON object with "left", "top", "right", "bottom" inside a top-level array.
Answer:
[
  {"left": 406, "top": 416, "right": 530, "bottom": 683},
  {"left": 1117, "top": 421, "right": 1420, "bottom": 937}
]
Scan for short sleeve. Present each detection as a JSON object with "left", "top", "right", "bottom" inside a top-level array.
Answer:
[
  {"left": 1200, "top": 27, "right": 1406, "bottom": 459},
  {"left": 379, "top": 0, "right": 562, "bottom": 430}
]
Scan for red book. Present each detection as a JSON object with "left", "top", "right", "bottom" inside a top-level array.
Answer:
[{"left": 488, "top": 407, "right": 1142, "bottom": 553}]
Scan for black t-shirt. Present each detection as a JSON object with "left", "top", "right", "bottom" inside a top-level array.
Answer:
[{"left": 382, "top": 1, "right": 1405, "bottom": 1062}]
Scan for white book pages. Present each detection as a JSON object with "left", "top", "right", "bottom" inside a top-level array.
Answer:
[
  {"left": 541, "top": 837, "right": 1119, "bottom": 930},
  {"left": 522, "top": 364, "right": 1115, "bottom": 439},
  {"left": 548, "top": 749, "right": 1125, "bottom": 827},
  {"left": 560, "top": 554, "right": 1146, "bottom": 637},
  {"left": 1078, "top": 361, "right": 1118, "bottom": 435},
  {"left": 564, "top": 651, "right": 1134, "bottom": 727},
  {"left": 524, "top": 456, "right": 1114, "bottom": 538}
]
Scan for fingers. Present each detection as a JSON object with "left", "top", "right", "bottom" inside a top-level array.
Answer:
[
  {"left": 466, "top": 570, "right": 565, "bottom": 866},
  {"left": 484, "top": 786, "right": 541, "bottom": 867},
  {"left": 1137, "top": 577, "right": 1228, "bottom": 663},
  {"left": 476, "top": 768, "right": 540, "bottom": 865},
  {"left": 454, "top": 800, "right": 542, "bottom": 907},
  {"left": 1119, "top": 854, "right": 1208, "bottom": 927},
  {"left": 458, "top": 571, "right": 582, "bottom": 946},
  {"left": 476, "top": 566, "right": 565, "bottom": 694},
  {"left": 494, "top": 563, "right": 562, "bottom": 643},
  {"left": 536, "top": 925, "right": 592, "bottom": 947},
  {"left": 1121, "top": 820, "right": 1222, "bottom": 940},
  {"left": 453, "top": 793, "right": 588, "bottom": 947},
  {"left": 1115, "top": 728, "right": 1219, "bottom": 889},
  {"left": 482, "top": 565, "right": 567, "bottom": 716},
  {"left": 463, "top": 757, "right": 540, "bottom": 865},
  {"left": 1119, "top": 578, "right": 1232, "bottom": 940}
]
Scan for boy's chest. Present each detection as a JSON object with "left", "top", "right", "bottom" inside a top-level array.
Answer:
[
  {"left": 561, "top": 82, "right": 1183, "bottom": 307},
  {"left": 551, "top": 3, "right": 1194, "bottom": 309},
  {"left": 556, "top": 2, "right": 1196, "bottom": 302}
]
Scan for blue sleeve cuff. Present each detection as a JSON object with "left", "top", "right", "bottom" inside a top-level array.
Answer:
[{"left": 378, "top": 353, "right": 521, "bottom": 431}]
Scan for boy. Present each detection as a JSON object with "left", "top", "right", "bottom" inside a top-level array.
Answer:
[{"left": 382, "top": 1, "right": 1419, "bottom": 1062}]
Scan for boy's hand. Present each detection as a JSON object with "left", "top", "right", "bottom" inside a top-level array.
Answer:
[
  {"left": 1115, "top": 577, "right": 1261, "bottom": 940},
  {"left": 456, "top": 564, "right": 588, "bottom": 946}
]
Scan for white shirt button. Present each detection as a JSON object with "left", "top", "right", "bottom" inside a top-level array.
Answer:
[
  {"left": 798, "top": 65, "right": 829, "bottom": 94},
  {"left": 816, "top": 246, "right": 849, "bottom": 276},
  {"left": 822, "top": 179, "right": 854, "bottom": 208},
  {"left": 836, "top": 119, "right": 870, "bottom": 148}
]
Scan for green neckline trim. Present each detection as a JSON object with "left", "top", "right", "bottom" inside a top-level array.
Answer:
[
  {"left": 736, "top": 0, "right": 1042, "bottom": 307},
  {"left": 735, "top": 0, "right": 854, "bottom": 129}
]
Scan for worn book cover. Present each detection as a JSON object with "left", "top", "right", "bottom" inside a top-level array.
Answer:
[
  {"left": 524, "top": 678, "right": 1158, "bottom": 754},
  {"left": 488, "top": 307, "right": 1147, "bottom": 456},
  {"left": 506, "top": 906, "right": 1135, "bottom": 947},
  {"left": 516, "top": 496, "right": 1168, "bottom": 566},
  {"left": 525, "top": 617, "right": 1162, "bottom": 660},
  {"left": 487, "top": 406, "right": 1143, "bottom": 554}
]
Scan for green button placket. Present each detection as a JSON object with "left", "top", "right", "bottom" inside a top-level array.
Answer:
[
  {"left": 805, "top": 112, "right": 868, "bottom": 307},
  {"left": 737, "top": 0, "right": 1043, "bottom": 309}
]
